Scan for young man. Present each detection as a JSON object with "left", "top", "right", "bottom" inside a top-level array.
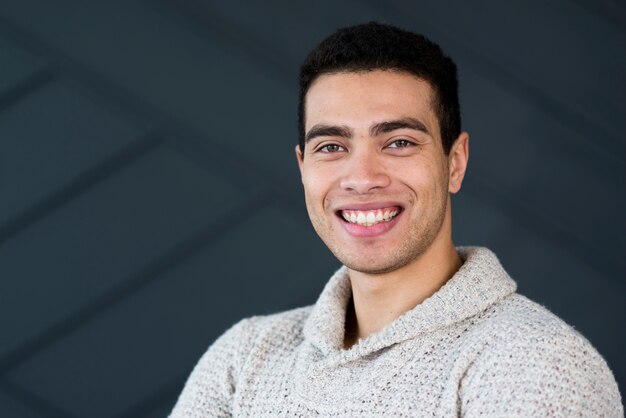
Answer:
[{"left": 171, "top": 22, "right": 622, "bottom": 416}]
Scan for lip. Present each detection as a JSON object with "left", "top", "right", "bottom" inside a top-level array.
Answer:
[{"left": 334, "top": 202, "right": 404, "bottom": 238}]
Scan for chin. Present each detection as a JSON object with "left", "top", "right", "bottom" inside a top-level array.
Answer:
[
  {"left": 333, "top": 236, "right": 436, "bottom": 275},
  {"left": 339, "top": 254, "right": 413, "bottom": 275},
  {"left": 348, "top": 264, "right": 402, "bottom": 275}
]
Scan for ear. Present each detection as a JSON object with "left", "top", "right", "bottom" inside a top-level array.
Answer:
[
  {"left": 295, "top": 144, "right": 304, "bottom": 176},
  {"left": 448, "top": 132, "right": 469, "bottom": 194}
]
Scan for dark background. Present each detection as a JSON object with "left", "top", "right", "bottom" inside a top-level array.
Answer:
[{"left": 0, "top": 1, "right": 624, "bottom": 416}]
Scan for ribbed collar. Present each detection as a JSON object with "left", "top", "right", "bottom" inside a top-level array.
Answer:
[{"left": 302, "top": 247, "right": 517, "bottom": 362}]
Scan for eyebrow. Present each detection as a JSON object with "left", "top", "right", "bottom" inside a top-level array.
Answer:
[
  {"left": 304, "top": 117, "right": 430, "bottom": 143},
  {"left": 370, "top": 118, "right": 430, "bottom": 137},
  {"left": 304, "top": 125, "right": 353, "bottom": 142}
]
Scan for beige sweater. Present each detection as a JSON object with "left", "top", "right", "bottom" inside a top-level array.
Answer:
[{"left": 170, "top": 247, "right": 623, "bottom": 417}]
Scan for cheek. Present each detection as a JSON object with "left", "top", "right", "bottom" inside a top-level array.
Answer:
[
  {"left": 302, "top": 166, "right": 335, "bottom": 201},
  {"left": 395, "top": 159, "right": 432, "bottom": 183},
  {"left": 396, "top": 161, "right": 447, "bottom": 195},
  {"left": 302, "top": 176, "right": 327, "bottom": 215}
]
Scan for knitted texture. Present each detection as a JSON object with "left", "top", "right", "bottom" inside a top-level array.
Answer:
[{"left": 170, "top": 247, "right": 623, "bottom": 417}]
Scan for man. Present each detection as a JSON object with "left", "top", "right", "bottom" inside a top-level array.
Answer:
[{"left": 171, "top": 22, "right": 622, "bottom": 416}]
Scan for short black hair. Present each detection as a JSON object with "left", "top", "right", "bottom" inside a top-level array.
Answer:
[{"left": 298, "top": 22, "right": 460, "bottom": 155}]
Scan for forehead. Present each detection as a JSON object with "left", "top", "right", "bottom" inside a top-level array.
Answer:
[{"left": 304, "top": 70, "right": 438, "bottom": 133}]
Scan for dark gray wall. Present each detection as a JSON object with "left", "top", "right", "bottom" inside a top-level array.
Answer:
[{"left": 0, "top": 1, "right": 624, "bottom": 416}]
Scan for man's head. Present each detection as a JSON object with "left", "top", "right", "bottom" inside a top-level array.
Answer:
[
  {"left": 295, "top": 22, "right": 469, "bottom": 275},
  {"left": 298, "top": 22, "right": 461, "bottom": 156}
]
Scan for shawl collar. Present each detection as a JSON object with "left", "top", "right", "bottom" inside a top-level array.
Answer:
[{"left": 302, "top": 247, "right": 517, "bottom": 361}]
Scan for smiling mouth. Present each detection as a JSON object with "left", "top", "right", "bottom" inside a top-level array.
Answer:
[{"left": 338, "top": 207, "right": 402, "bottom": 227}]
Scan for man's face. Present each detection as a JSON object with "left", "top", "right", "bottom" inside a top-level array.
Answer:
[{"left": 297, "top": 70, "right": 467, "bottom": 275}]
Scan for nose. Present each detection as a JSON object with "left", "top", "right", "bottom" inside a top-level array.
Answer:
[{"left": 339, "top": 147, "right": 391, "bottom": 194}]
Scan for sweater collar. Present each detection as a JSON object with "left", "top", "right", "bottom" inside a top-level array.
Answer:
[{"left": 302, "top": 247, "right": 517, "bottom": 360}]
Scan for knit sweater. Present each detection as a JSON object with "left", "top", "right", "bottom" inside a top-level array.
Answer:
[{"left": 170, "top": 247, "right": 623, "bottom": 417}]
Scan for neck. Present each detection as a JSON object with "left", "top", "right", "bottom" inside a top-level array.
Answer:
[{"left": 344, "top": 230, "right": 462, "bottom": 349}]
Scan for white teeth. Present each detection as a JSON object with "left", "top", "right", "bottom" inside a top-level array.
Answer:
[{"left": 341, "top": 208, "right": 399, "bottom": 226}]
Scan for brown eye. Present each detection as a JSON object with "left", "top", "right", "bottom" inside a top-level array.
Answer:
[
  {"left": 388, "top": 139, "right": 412, "bottom": 149},
  {"left": 320, "top": 144, "right": 344, "bottom": 153}
]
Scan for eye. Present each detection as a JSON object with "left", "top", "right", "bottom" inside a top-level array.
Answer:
[
  {"left": 387, "top": 139, "right": 414, "bottom": 149},
  {"left": 318, "top": 143, "right": 345, "bottom": 153}
]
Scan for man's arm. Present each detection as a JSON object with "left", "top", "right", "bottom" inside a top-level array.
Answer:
[
  {"left": 169, "top": 319, "right": 250, "bottom": 418},
  {"left": 459, "top": 328, "right": 623, "bottom": 417}
]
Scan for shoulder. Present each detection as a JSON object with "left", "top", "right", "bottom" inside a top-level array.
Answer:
[
  {"left": 217, "top": 305, "right": 313, "bottom": 358},
  {"left": 460, "top": 294, "right": 623, "bottom": 416},
  {"left": 471, "top": 293, "right": 617, "bottom": 384},
  {"left": 169, "top": 306, "right": 314, "bottom": 416},
  {"left": 241, "top": 305, "right": 312, "bottom": 341},
  {"left": 472, "top": 293, "right": 587, "bottom": 344},
  {"left": 186, "top": 305, "right": 313, "bottom": 376},
  {"left": 475, "top": 294, "right": 609, "bottom": 364}
]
